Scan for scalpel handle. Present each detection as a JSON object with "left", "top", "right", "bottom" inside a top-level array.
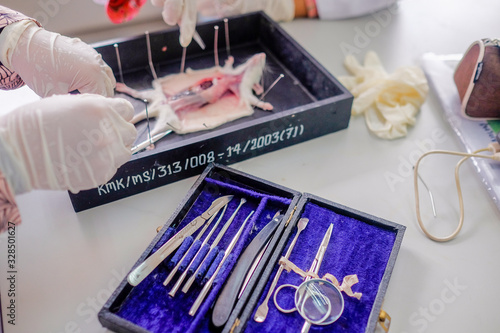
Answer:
[
  {"left": 163, "top": 211, "right": 220, "bottom": 286},
  {"left": 127, "top": 195, "right": 233, "bottom": 286},
  {"left": 181, "top": 252, "right": 206, "bottom": 294},
  {"left": 127, "top": 223, "right": 198, "bottom": 286},
  {"left": 189, "top": 210, "right": 254, "bottom": 316}
]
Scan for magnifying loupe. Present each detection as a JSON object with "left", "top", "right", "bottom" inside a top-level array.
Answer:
[
  {"left": 274, "top": 278, "right": 344, "bottom": 326},
  {"left": 296, "top": 278, "right": 344, "bottom": 325}
]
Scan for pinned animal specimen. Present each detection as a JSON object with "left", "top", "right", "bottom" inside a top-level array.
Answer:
[{"left": 115, "top": 53, "right": 273, "bottom": 137}]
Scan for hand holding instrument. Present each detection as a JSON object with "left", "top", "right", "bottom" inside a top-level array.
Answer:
[
  {"left": 150, "top": 0, "right": 202, "bottom": 48},
  {"left": 189, "top": 210, "right": 254, "bottom": 316},
  {"left": 212, "top": 213, "right": 283, "bottom": 327},
  {"left": 0, "top": 20, "right": 115, "bottom": 97},
  {"left": 0, "top": 94, "right": 136, "bottom": 195},
  {"left": 180, "top": 197, "right": 246, "bottom": 294},
  {"left": 127, "top": 195, "right": 233, "bottom": 286},
  {"left": 253, "top": 217, "right": 309, "bottom": 323}
]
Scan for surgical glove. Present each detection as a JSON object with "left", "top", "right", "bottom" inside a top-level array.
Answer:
[
  {"left": 339, "top": 51, "right": 429, "bottom": 139},
  {"left": 0, "top": 94, "right": 137, "bottom": 194},
  {"left": 151, "top": 0, "right": 197, "bottom": 47},
  {"left": 0, "top": 20, "right": 115, "bottom": 97},
  {"left": 197, "top": 0, "right": 295, "bottom": 23}
]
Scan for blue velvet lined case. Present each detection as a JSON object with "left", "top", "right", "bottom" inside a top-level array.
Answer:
[{"left": 98, "top": 164, "right": 405, "bottom": 332}]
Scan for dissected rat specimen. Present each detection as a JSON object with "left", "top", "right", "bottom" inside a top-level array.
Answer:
[{"left": 115, "top": 52, "right": 273, "bottom": 136}]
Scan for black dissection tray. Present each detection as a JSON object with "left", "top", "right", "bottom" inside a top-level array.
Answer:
[{"left": 68, "top": 12, "right": 352, "bottom": 211}]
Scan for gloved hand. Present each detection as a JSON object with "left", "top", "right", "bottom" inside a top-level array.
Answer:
[
  {"left": 197, "top": 0, "right": 295, "bottom": 23},
  {"left": 151, "top": 0, "right": 197, "bottom": 47},
  {"left": 0, "top": 20, "right": 115, "bottom": 97},
  {"left": 0, "top": 94, "right": 137, "bottom": 194},
  {"left": 339, "top": 51, "right": 429, "bottom": 139}
]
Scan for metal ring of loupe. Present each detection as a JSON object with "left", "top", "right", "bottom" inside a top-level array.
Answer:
[{"left": 295, "top": 278, "right": 345, "bottom": 326}]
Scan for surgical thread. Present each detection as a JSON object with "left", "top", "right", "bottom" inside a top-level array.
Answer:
[{"left": 414, "top": 147, "right": 498, "bottom": 242}]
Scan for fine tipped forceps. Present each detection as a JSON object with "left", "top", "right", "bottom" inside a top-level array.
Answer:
[
  {"left": 131, "top": 130, "right": 172, "bottom": 154},
  {"left": 273, "top": 224, "right": 344, "bottom": 331}
]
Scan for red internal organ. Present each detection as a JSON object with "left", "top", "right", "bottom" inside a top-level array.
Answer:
[{"left": 106, "top": 0, "right": 147, "bottom": 24}]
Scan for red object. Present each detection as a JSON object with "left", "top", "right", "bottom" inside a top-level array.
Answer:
[{"left": 106, "top": 0, "right": 147, "bottom": 24}]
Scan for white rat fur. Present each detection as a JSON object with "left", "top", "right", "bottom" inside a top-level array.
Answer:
[{"left": 116, "top": 52, "right": 272, "bottom": 136}]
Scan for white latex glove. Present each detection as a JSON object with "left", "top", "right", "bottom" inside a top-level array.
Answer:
[
  {"left": 0, "top": 20, "right": 115, "bottom": 97},
  {"left": 0, "top": 94, "right": 137, "bottom": 194},
  {"left": 339, "top": 51, "right": 429, "bottom": 139},
  {"left": 151, "top": 0, "right": 197, "bottom": 47},
  {"left": 197, "top": 0, "right": 295, "bottom": 23}
]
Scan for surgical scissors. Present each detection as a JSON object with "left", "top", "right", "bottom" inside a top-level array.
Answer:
[{"left": 273, "top": 224, "right": 343, "bottom": 332}]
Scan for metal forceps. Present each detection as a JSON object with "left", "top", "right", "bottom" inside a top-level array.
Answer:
[{"left": 273, "top": 224, "right": 344, "bottom": 332}]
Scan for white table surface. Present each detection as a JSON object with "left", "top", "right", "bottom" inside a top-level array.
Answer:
[{"left": 1, "top": 0, "right": 500, "bottom": 332}]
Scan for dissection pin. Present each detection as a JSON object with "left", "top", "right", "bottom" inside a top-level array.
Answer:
[
  {"left": 214, "top": 25, "right": 219, "bottom": 67},
  {"left": 113, "top": 43, "right": 124, "bottom": 83},
  {"left": 256, "top": 74, "right": 284, "bottom": 111},
  {"left": 144, "top": 99, "right": 153, "bottom": 148},
  {"left": 180, "top": 47, "right": 187, "bottom": 73},
  {"left": 145, "top": 31, "right": 158, "bottom": 80},
  {"left": 223, "top": 18, "right": 230, "bottom": 57},
  {"left": 262, "top": 74, "right": 284, "bottom": 101}
]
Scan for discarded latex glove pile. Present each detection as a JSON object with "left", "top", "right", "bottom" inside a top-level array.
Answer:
[{"left": 339, "top": 51, "right": 429, "bottom": 139}]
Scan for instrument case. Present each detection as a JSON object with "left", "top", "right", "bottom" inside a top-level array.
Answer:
[
  {"left": 98, "top": 164, "right": 405, "bottom": 333},
  {"left": 68, "top": 11, "right": 353, "bottom": 212}
]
